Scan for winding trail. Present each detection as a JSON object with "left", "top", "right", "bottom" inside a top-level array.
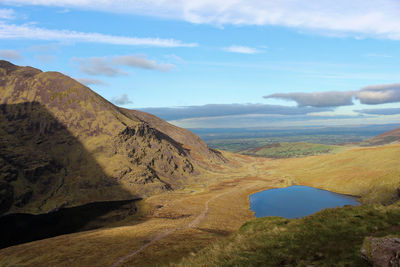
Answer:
[{"left": 112, "top": 185, "right": 254, "bottom": 267}]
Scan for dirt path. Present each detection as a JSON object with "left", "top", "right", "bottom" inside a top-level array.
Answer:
[
  {"left": 111, "top": 228, "right": 175, "bottom": 267},
  {"left": 112, "top": 185, "right": 253, "bottom": 267}
]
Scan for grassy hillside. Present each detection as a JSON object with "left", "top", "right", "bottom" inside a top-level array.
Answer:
[
  {"left": 177, "top": 200, "right": 400, "bottom": 267},
  {"left": 268, "top": 144, "right": 400, "bottom": 204},
  {"left": 1, "top": 145, "right": 400, "bottom": 266},
  {"left": 363, "top": 128, "right": 400, "bottom": 146},
  {"left": 241, "top": 142, "right": 344, "bottom": 158}
]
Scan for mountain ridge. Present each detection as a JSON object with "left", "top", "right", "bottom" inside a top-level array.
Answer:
[{"left": 0, "top": 60, "right": 225, "bottom": 216}]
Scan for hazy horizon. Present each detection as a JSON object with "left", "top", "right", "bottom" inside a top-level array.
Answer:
[{"left": 1, "top": 1, "right": 399, "bottom": 128}]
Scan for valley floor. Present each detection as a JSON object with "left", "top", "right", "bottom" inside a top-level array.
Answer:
[
  {"left": 0, "top": 155, "right": 286, "bottom": 267},
  {"left": 1, "top": 144, "right": 400, "bottom": 266}
]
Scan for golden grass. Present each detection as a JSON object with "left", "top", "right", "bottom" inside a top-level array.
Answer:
[
  {"left": 0, "top": 154, "right": 283, "bottom": 267},
  {"left": 268, "top": 143, "right": 400, "bottom": 203},
  {"left": 1, "top": 144, "right": 399, "bottom": 266}
]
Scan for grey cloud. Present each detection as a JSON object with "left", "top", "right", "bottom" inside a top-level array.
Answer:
[
  {"left": 264, "top": 91, "right": 354, "bottom": 107},
  {"left": 73, "top": 57, "right": 125, "bottom": 76},
  {"left": 113, "top": 55, "right": 175, "bottom": 72},
  {"left": 139, "top": 103, "right": 331, "bottom": 121},
  {"left": 112, "top": 94, "right": 133, "bottom": 105},
  {"left": 0, "top": 49, "right": 22, "bottom": 60},
  {"left": 76, "top": 78, "right": 108, "bottom": 86},
  {"left": 74, "top": 55, "right": 175, "bottom": 76},
  {"left": 356, "top": 83, "right": 400, "bottom": 105},
  {"left": 265, "top": 82, "right": 400, "bottom": 107},
  {"left": 356, "top": 108, "right": 400, "bottom": 115},
  {"left": 170, "top": 114, "right": 365, "bottom": 129}
]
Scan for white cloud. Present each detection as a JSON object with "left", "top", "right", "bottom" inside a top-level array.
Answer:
[
  {"left": 224, "top": 45, "right": 260, "bottom": 54},
  {"left": 0, "top": 8, "right": 15, "bottom": 19},
  {"left": 3, "top": 0, "right": 400, "bottom": 40},
  {"left": 0, "top": 22, "right": 197, "bottom": 47},
  {"left": 0, "top": 49, "right": 22, "bottom": 60}
]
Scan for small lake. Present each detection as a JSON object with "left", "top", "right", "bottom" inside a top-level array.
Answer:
[{"left": 250, "top": 185, "right": 359, "bottom": 219}]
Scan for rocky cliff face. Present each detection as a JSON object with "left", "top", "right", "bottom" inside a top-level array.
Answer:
[{"left": 0, "top": 60, "right": 225, "bottom": 216}]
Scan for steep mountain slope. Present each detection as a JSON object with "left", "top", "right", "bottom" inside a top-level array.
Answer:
[
  {"left": 366, "top": 127, "right": 400, "bottom": 146},
  {"left": 0, "top": 60, "right": 225, "bottom": 216}
]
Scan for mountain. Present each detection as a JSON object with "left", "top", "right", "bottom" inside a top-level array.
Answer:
[
  {"left": 0, "top": 60, "right": 225, "bottom": 216},
  {"left": 366, "top": 127, "right": 400, "bottom": 146}
]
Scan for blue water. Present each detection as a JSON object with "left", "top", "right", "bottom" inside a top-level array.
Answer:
[{"left": 250, "top": 185, "right": 359, "bottom": 218}]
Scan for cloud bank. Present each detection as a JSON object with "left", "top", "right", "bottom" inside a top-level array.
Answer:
[
  {"left": 265, "top": 91, "right": 354, "bottom": 107},
  {"left": 356, "top": 108, "right": 400, "bottom": 115},
  {"left": 357, "top": 83, "right": 400, "bottom": 105},
  {"left": 139, "top": 103, "right": 331, "bottom": 121},
  {"left": 264, "top": 83, "right": 400, "bottom": 107},
  {"left": 3, "top": 0, "right": 400, "bottom": 40}
]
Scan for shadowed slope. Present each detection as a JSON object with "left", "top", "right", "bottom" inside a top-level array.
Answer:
[
  {"left": 0, "top": 60, "right": 225, "bottom": 215},
  {"left": 0, "top": 102, "right": 140, "bottom": 248},
  {"left": 0, "top": 102, "right": 133, "bottom": 215}
]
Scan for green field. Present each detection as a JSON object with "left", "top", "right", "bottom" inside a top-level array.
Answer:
[
  {"left": 241, "top": 142, "right": 345, "bottom": 158},
  {"left": 205, "top": 135, "right": 362, "bottom": 154},
  {"left": 206, "top": 138, "right": 347, "bottom": 158}
]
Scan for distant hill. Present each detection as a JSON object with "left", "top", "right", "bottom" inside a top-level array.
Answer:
[
  {"left": 0, "top": 60, "right": 225, "bottom": 216},
  {"left": 365, "top": 128, "right": 400, "bottom": 146}
]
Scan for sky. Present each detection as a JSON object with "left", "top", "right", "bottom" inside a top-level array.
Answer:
[{"left": 0, "top": 0, "right": 400, "bottom": 128}]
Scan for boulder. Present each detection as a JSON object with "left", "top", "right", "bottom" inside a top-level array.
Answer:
[{"left": 361, "top": 236, "right": 400, "bottom": 267}]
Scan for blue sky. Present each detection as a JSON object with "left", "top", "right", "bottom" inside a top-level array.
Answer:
[{"left": 0, "top": 1, "right": 400, "bottom": 128}]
